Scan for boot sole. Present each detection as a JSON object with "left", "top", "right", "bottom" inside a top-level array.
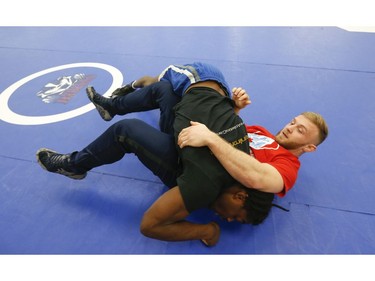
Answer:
[{"left": 86, "top": 87, "right": 113, "bottom": 121}]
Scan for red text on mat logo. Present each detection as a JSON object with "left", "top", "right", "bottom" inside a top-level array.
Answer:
[{"left": 36, "top": 73, "right": 96, "bottom": 104}]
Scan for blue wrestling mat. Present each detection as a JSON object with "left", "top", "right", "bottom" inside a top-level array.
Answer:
[{"left": 1, "top": 27, "right": 375, "bottom": 258}]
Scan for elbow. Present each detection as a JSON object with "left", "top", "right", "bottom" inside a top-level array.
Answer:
[
  {"left": 242, "top": 175, "right": 284, "bottom": 194},
  {"left": 140, "top": 224, "right": 151, "bottom": 238},
  {"left": 140, "top": 214, "right": 156, "bottom": 238},
  {"left": 264, "top": 185, "right": 284, "bottom": 194}
]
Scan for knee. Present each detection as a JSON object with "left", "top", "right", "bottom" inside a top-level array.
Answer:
[
  {"left": 150, "top": 81, "right": 176, "bottom": 97},
  {"left": 111, "top": 119, "right": 144, "bottom": 134},
  {"left": 156, "top": 80, "right": 173, "bottom": 91}
]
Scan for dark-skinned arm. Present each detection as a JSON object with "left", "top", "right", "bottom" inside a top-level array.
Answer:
[
  {"left": 140, "top": 186, "right": 220, "bottom": 246},
  {"left": 133, "top": 76, "right": 159, "bottom": 88}
]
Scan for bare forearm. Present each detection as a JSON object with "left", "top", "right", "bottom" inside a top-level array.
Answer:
[
  {"left": 133, "top": 76, "right": 158, "bottom": 88},
  {"left": 141, "top": 219, "right": 218, "bottom": 244},
  {"left": 140, "top": 187, "right": 220, "bottom": 246},
  {"left": 207, "top": 133, "right": 261, "bottom": 186},
  {"left": 206, "top": 132, "right": 284, "bottom": 193}
]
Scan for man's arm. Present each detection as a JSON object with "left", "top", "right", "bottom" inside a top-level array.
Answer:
[
  {"left": 133, "top": 75, "right": 159, "bottom": 88},
  {"left": 178, "top": 122, "right": 284, "bottom": 193},
  {"left": 140, "top": 186, "right": 220, "bottom": 246}
]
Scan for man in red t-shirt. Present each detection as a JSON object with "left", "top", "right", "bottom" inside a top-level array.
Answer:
[
  {"left": 178, "top": 112, "right": 328, "bottom": 197},
  {"left": 106, "top": 64, "right": 328, "bottom": 198}
]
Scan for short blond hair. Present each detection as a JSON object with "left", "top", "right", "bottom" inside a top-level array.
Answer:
[{"left": 301, "top": 112, "right": 329, "bottom": 145}]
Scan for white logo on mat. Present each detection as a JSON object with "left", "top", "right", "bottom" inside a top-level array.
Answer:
[{"left": 0, "top": 62, "right": 123, "bottom": 125}]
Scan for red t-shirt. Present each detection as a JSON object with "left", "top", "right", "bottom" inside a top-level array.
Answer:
[{"left": 246, "top": 125, "right": 300, "bottom": 197}]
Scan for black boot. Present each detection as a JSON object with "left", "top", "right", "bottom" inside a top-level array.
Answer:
[
  {"left": 86, "top": 86, "right": 115, "bottom": 121},
  {"left": 36, "top": 148, "right": 87, "bottom": 180}
]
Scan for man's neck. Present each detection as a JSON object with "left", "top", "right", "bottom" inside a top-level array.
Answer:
[{"left": 287, "top": 148, "right": 303, "bottom": 158}]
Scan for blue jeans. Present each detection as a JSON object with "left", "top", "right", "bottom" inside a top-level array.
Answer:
[
  {"left": 110, "top": 81, "right": 181, "bottom": 134},
  {"left": 71, "top": 119, "right": 179, "bottom": 187},
  {"left": 70, "top": 81, "right": 181, "bottom": 187}
]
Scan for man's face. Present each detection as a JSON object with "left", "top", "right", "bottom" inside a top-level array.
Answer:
[
  {"left": 275, "top": 115, "right": 320, "bottom": 150},
  {"left": 212, "top": 192, "right": 248, "bottom": 224}
]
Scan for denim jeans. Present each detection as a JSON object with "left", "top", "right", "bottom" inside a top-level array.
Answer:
[
  {"left": 70, "top": 81, "right": 181, "bottom": 187},
  {"left": 110, "top": 81, "right": 181, "bottom": 134}
]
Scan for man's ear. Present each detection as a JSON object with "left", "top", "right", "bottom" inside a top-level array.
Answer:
[{"left": 303, "top": 143, "right": 317, "bottom": 153}]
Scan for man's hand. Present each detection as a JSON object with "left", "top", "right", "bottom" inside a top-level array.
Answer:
[
  {"left": 201, "top": 222, "right": 220, "bottom": 247},
  {"left": 178, "top": 121, "right": 215, "bottom": 148},
  {"left": 232, "top": 87, "right": 251, "bottom": 114}
]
